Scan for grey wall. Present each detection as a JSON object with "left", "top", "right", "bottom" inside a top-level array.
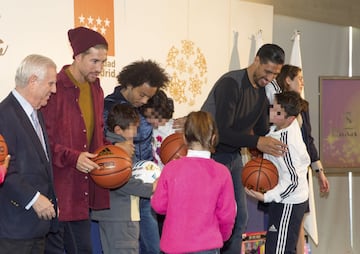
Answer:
[
  {"left": 273, "top": 15, "right": 349, "bottom": 149},
  {"left": 273, "top": 14, "right": 360, "bottom": 254}
]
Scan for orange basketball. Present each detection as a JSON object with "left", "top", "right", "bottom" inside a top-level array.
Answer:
[
  {"left": 159, "top": 132, "right": 187, "bottom": 165},
  {"left": 90, "top": 145, "right": 132, "bottom": 189},
  {"left": 242, "top": 157, "right": 278, "bottom": 193},
  {"left": 0, "top": 135, "right": 8, "bottom": 164}
]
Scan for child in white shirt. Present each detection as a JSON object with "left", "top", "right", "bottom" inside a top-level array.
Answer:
[
  {"left": 140, "top": 90, "right": 177, "bottom": 168},
  {"left": 245, "top": 91, "right": 310, "bottom": 254}
]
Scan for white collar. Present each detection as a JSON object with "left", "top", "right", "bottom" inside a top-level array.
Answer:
[
  {"left": 12, "top": 89, "right": 34, "bottom": 119},
  {"left": 186, "top": 149, "right": 211, "bottom": 159}
]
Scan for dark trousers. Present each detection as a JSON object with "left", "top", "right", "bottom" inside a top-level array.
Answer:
[
  {"left": 265, "top": 201, "right": 308, "bottom": 254},
  {"left": 212, "top": 151, "right": 248, "bottom": 254},
  {"left": 0, "top": 237, "right": 45, "bottom": 254},
  {"left": 45, "top": 220, "right": 92, "bottom": 254}
]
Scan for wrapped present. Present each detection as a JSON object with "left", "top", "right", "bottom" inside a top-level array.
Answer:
[{"left": 241, "top": 231, "right": 266, "bottom": 254}]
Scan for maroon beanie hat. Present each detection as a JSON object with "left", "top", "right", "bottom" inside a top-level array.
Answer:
[{"left": 68, "top": 26, "right": 108, "bottom": 58}]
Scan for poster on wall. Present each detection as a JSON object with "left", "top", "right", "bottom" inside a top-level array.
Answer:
[{"left": 319, "top": 76, "right": 360, "bottom": 172}]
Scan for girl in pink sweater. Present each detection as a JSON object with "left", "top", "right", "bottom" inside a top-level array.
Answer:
[{"left": 151, "top": 111, "right": 236, "bottom": 254}]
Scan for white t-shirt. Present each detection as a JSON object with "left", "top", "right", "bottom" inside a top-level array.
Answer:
[
  {"left": 264, "top": 119, "right": 310, "bottom": 204},
  {"left": 152, "top": 119, "right": 176, "bottom": 169},
  {"left": 265, "top": 79, "right": 282, "bottom": 105}
]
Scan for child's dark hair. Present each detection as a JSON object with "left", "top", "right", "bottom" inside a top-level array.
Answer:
[
  {"left": 107, "top": 104, "right": 140, "bottom": 132},
  {"left": 184, "top": 111, "right": 218, "bottom": 153},
  {"left": 140, "top": 90, "right": 174, "bottom": 120},
  {"left": 274, "top": 91, "right": 306, "bottom": 117}
]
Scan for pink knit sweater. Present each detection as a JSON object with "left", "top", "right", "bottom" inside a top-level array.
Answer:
[{"left": 151, "top": 152, "right": 236, "bottom": 253}]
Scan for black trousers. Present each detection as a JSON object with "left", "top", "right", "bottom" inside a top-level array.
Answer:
[
  {"left": 265, "top": 201, "right": 308, "bottom": 254},
  {"left": 45, "top": 220, "right": 92, "bottom": 254},
  {"left": 0, "top": 237, "right": 45, "bottom": 254}
]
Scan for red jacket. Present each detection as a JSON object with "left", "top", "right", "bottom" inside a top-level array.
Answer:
[{"left": 41, "top": 65, "right": 109, "bottom": 221}]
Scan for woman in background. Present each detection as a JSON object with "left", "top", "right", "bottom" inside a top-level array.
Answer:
[{"left": 276, "top": 64, "right": 330, "bottom": 254}]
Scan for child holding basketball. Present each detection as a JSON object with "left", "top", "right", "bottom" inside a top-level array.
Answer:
[
  {"left": 91, "top": 103, "right": 156, "bottom": 254},
  {"left": 0, "top": 135, "right": 10, "bottom": 184},
  {"left": 140, "top": 90, "right": 177, "bottom": 168},
  {"left": 245, "top": 91, "right": 310, "bottom": 254},
  {"left": 0, "top": 155, "right": 10, "bottom": 184},
  {"left": 275, "top": 64, "right": 330, "bottom": 254},
  {"left": 151, "top": 111, "right": 236, "bottom": 254}
]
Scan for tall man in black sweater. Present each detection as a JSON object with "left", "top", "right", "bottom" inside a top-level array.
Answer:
[{"left": 201, "top": 44, "right": 287, "bottom": 254}]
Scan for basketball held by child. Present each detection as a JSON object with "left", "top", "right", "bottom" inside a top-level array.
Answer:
[
  {"left": 159, "top": 132, "right": 188, "bottom": 165},
  {"left": 242, "top": 157, "right": 278, "bottom": 193},
  {"left": 0, "top": 135, "right": 8, "bottom": 164},
  {"left": 90, "top": 145, "right": 132, "bottom": 189}
]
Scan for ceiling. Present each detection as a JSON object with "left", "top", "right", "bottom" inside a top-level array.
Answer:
[{"left": 242, "top": 0, "right": 360, "bottom": 28}]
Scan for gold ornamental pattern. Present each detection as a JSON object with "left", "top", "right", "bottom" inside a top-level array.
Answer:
[{"left": 165, "top": 40, "right": 207, "bottom": 106}]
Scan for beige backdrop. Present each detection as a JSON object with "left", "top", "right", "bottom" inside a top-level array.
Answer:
[
  {"left": 1, "top": 1, "right": 359, "bottom": 254},
  {"left": 0, "top": 0, "right": 273, "bottom": 118}
]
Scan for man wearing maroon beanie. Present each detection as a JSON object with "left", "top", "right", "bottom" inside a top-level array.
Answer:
[{"left": 41, "top": 26, "right": 110, "bottom": 254}]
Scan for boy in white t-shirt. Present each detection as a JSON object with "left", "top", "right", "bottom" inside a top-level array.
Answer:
[
  {"left": 140, "top": 90, "right": 177, "bottom": 169},
  {"left": 245, "top": 91, "right": 310, "bottom": 254}
]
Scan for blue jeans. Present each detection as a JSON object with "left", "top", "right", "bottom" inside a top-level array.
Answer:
[
  {"left": 90, "top": 220, "right": 103, "bottom": 254},
  {"left": 212, "top": 152, "right": 248, "bottom": 254},
  {"left": 139, "top": 198, "right": 160, "bottom": 254}
]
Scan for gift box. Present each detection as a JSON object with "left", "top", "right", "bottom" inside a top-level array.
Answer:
[{"left": 241, "top": 231, "right": 266, "bottom": 254}]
